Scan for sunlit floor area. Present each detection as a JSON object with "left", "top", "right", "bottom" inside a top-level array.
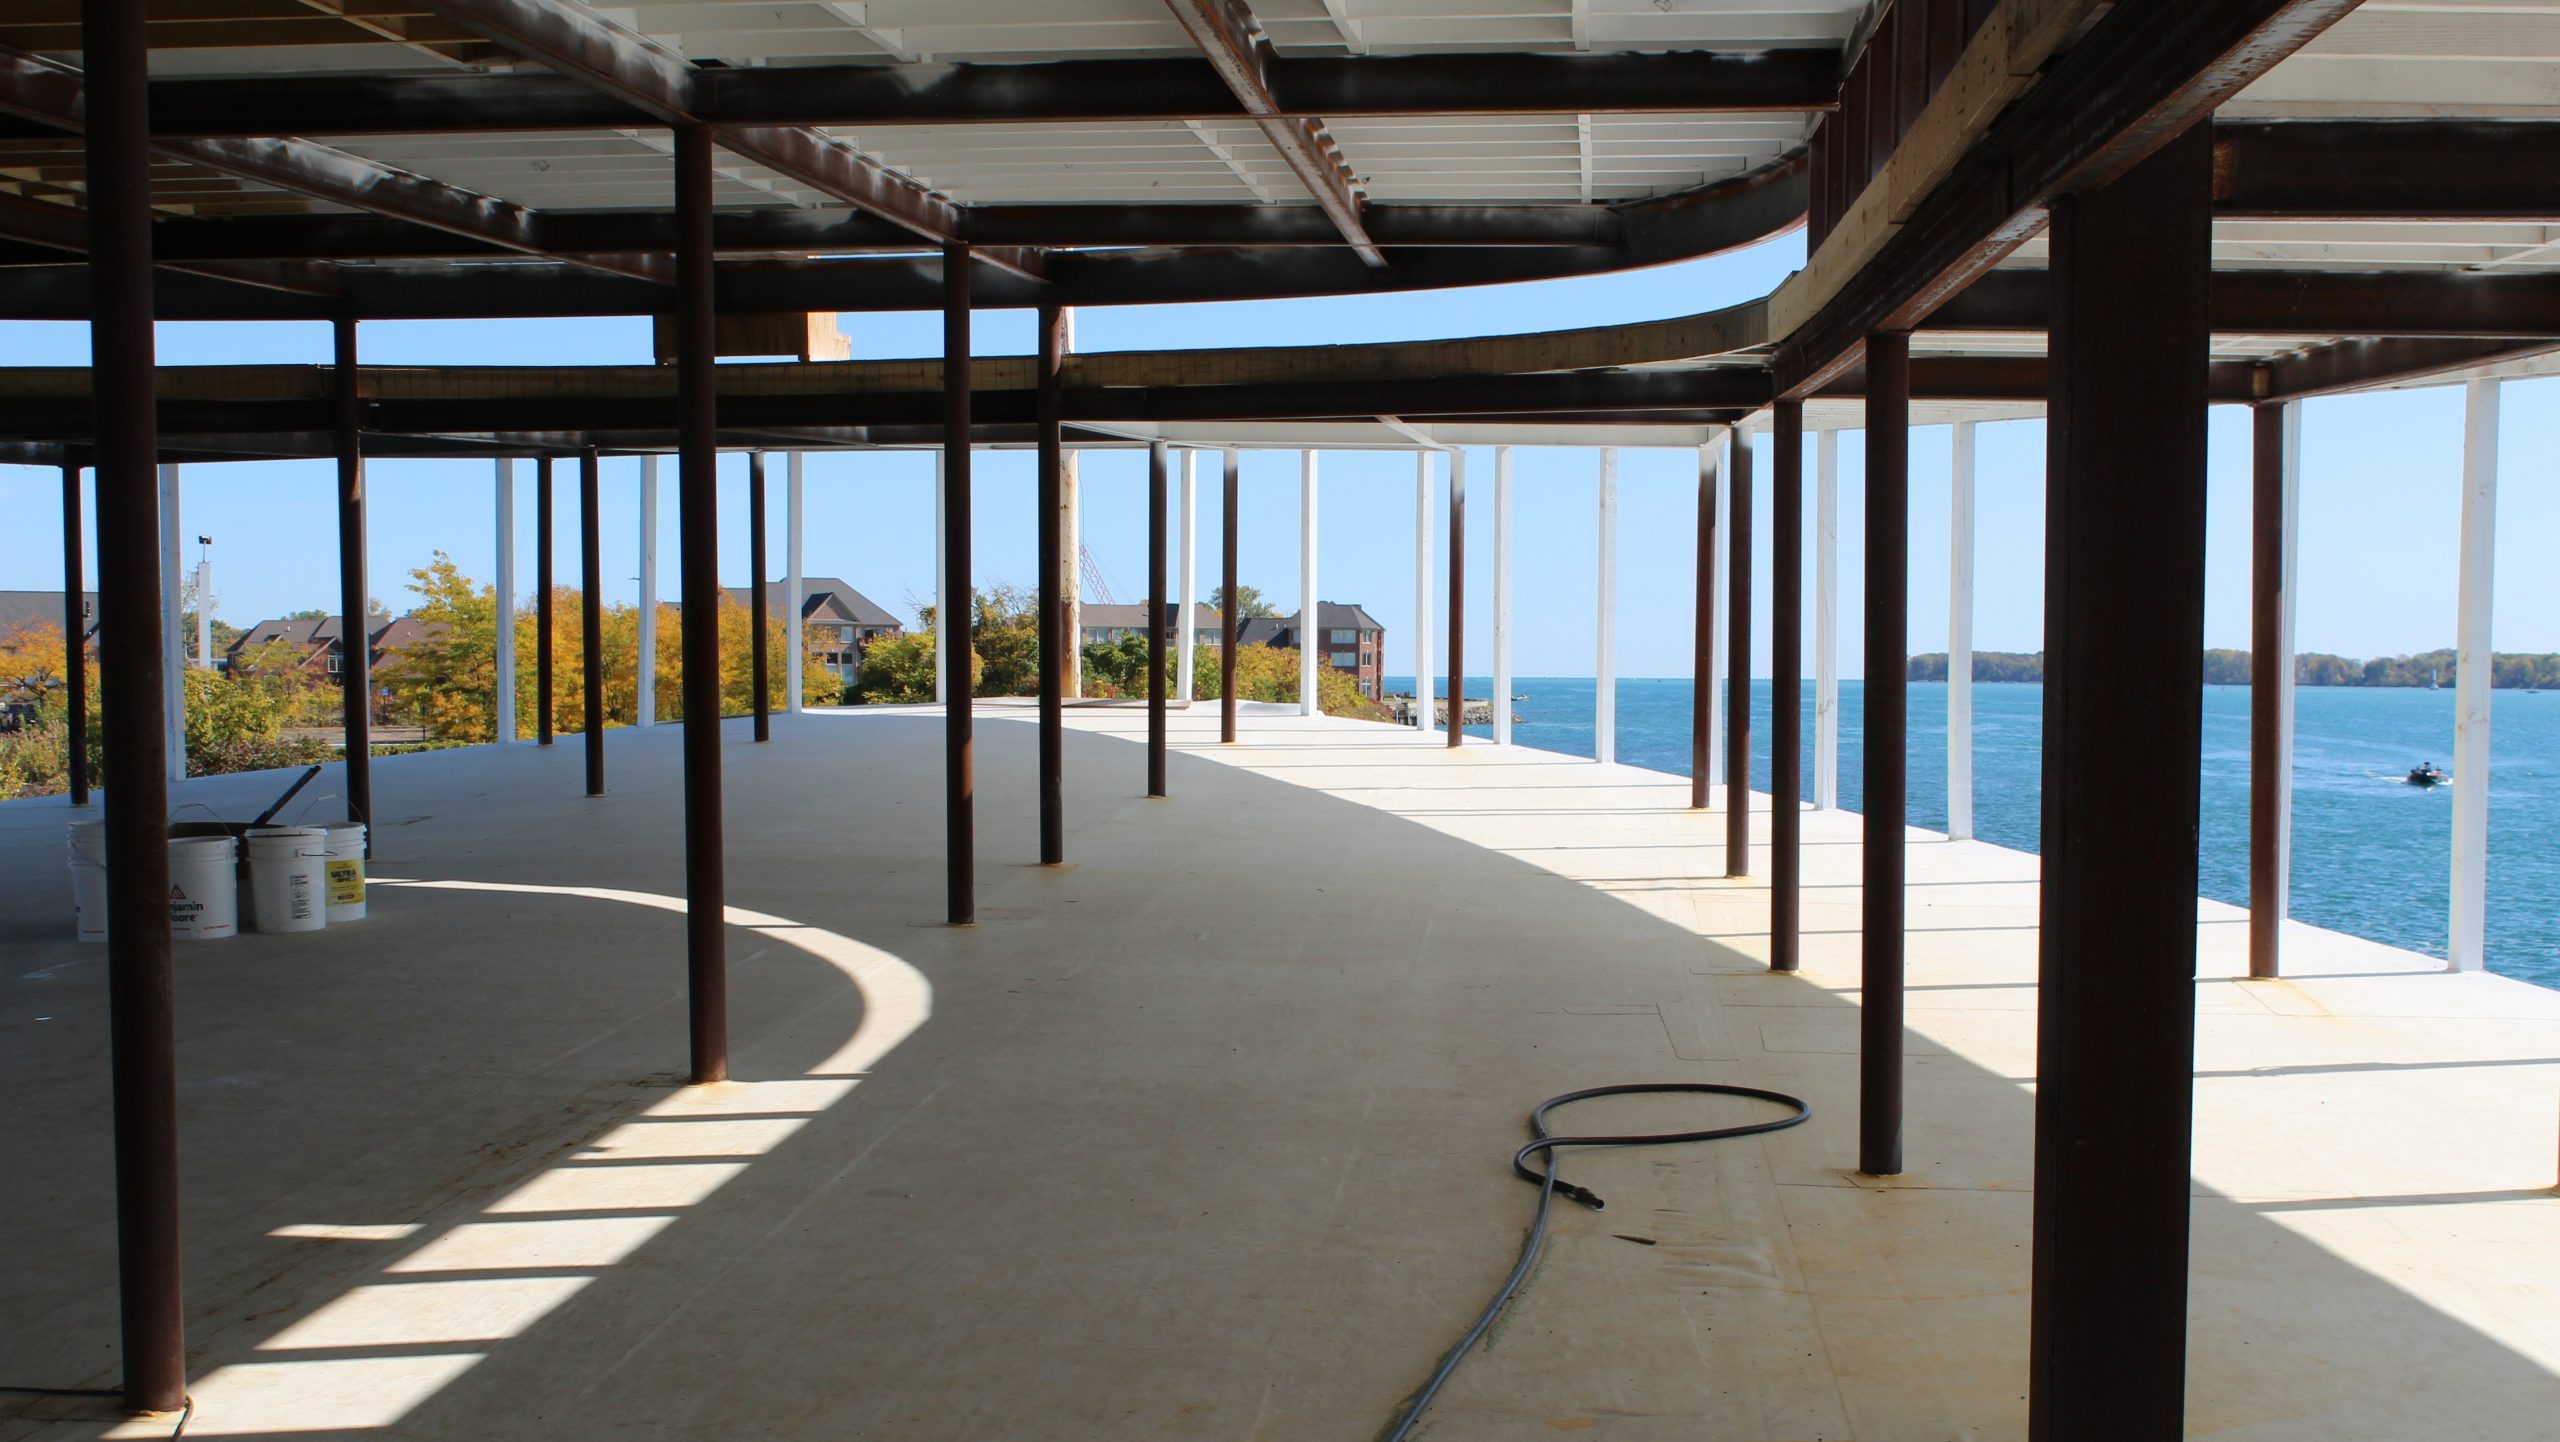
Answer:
[{"left": 4, "top": 704, "right": 2556, "bottom": 1441}]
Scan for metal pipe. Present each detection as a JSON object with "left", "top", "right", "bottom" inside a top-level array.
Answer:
[
  {"left": 1691, "top": 442, "right": 1716, "bottom": 809},
  {"left": 2248, "top": 401, "right": 2297, "bottom": 978},
  {"left": 1771, "top": 399, "right": 1804, "bottom": 973},
  {"left": 942, "top": 241, "right": 975, "bottom": 925},
  {"left": 1447, "top": 449, "right": 1465, "bottom": 748},
  {"left": 327, "top": 318, "right": 373, "bottom": 850},
  {"left": 493, "top": 459, "right": 515, "bottom": 744},
  {"left": 1725, "top": 428, "right": 1754, "bottom": 873},
  {"left": 1948, "top": 421, "right": 1977, "bottom": 841},
  {"left": 749, "top": 449, "right": 770, "bottom": 743},
  {"left": 2028, "top": 122, "right": 2213, "bottom": 1441},
  {"left": 675, "top": 122, "right": 727, "bottom": 1084},
  {"left": 62, "top": 463, "right": 89, "bottom": 806},
  {"left": 1036, "top": 301, "right": 1065, "bottom": 863},
  {"left": 536, "top": 457, "right": 554, "bottom": 746},
  {"left": 1493, "top": 447, "right": 1513, "bottom": 744},
  {"left": 84, "top": 0, "right": 184, "bottom": 1411},
  {"left": 581, "top": 447, "right": 605, "bottom": 797},
  {"left": 1860, "top": 330, "right": 1909, "bottom": 1177},
  {"left": 1149, "top": 438, "right": 1169, "bottom": 797},
  {"left": 1221, "top": 448, "right": 1239, "bottom": 744}
]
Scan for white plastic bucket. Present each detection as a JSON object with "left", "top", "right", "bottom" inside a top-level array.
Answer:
[
  {"left": 67, "top": 827, "right": 241, "bottom": 941},
  {"left": 69, "top": 856, "right": 107, "bottom": 942},
  {"left": 167, "top": 835, "right": 240, "bottom": 941},
  {"left": 245, "top": 826, "right": 329, "bottom": 934},
  {"left": 321, "top": 824, "right": 367, "bottom": 924}
]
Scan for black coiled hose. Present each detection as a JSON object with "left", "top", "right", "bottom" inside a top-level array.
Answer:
[{"left": 1382, "top": 1081, "right": 1813, "bottom": 1441}]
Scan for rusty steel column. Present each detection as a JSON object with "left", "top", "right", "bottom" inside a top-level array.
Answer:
[
  {"left": 1860, "top": 330, "right": 1910, "bottom": 1178},
  {"left": 1725, "top": 429, "right": 1754, "bottom": 872},
  {"left": 581, "top": 448, "right": 605, "bottom": 797},
  {"left": 1036, "top": 303, "right": 1066, "bottom": 861},
  {"left": 2029, "top": 122, "right": 2214, "bottom": 1442},
  {"left": 1691, "top": 444, "right": 1717, "bottom": 810},
  {"left": 1148, "top": 440, "right": 1170, "bottom": 796},
  {"left": 1771, "top": 401, "right": 1805, "bottom": 973},
  {"left": 1221, "top": 449, "right": 1239, "bottom": 744},
  {"left": 675, "top": 122, "right": 728, "bottom": 1084},
  {"left": 749, "top": 450, "right": 770, "bottom": 743},
  {"left": 2249, "top": 401, "right": 2290, "bottom": 980},
  {"left": 332, "top": 317, "right": 370, "bottom": 841},
  {"left": 62, "top": 463, "right": 90, "bottom": 807},
  {"left": 536, "top": 459, "right": 554, "bottom": 747},
  {"left": 85, "top": 0, "right": 183, "bottom": 1413},
  {"left": 942, "top": 243, "right": 975, "bottom": 925},
  {"left": 1446, "top": 451, "right": 1464, "bottom": 748}
]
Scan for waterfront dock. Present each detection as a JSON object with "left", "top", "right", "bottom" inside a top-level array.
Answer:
[{"left": 6, "top": 705, "right": 2551, "bottom": 1440}]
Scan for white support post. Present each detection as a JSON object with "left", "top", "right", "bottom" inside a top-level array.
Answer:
[
  {"left": 2450, "top": 378, "right": 2500, "bottom": 972},
  {"left": 933, "top": 449, "right": 947, "bottom": 705},
  {"left": 158, "top": 463, "right": 184, "bottom": 781},
  {"left": 2270, "top": 401, "right": 2303, "bottom": 935},
  {"left": 494, "top": 458, "right": 516, "bottom": 745},
  {"left": 1596, "top": 447, "right": 1619, "bottom": 765},
  {"left": 1415, "top": 450, "right": 1435, "bottom": 735},
  {"left": 637, "top": 456, "right": 658, "bottom": 727},
  {"left": 194, "top": 555, "right": 212, "bottom": 670},
  {"left": 1493, "top": 445, "right": 1514, "bottom": 745},
  {"left": 1707, "top": 435, "right": 1728, "bottom": 790},
  {"left": 1063, "top": 444, "right": 1082, "bottom": 699},
  {"left": 1179, "top": 449, "right": 1199, "bottom": 702},
  {"left": 1300, "top": 449, "right": 1319, "bottom": 716},
  {"left": 1948, "top": 420, "right": 1977, "bottom": 841},
  {"left": 1815, "top": 429, "right": 1839, "bottom": 810},
  {"left": 786, "top": 451, "right": 805, "bottom": 712}
]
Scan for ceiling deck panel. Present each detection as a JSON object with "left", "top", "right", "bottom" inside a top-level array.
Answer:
[{"left": 2235, "top": 0, "right": 2560, "bottom": 117}]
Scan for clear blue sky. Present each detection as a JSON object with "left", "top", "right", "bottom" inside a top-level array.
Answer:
[{"left": 5, "top": 231, "right": 2554, "bottom": 677}]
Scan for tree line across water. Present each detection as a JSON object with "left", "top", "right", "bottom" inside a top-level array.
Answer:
[{"left": 1908, "top": 648, "right": 2560, "bottom": 688}]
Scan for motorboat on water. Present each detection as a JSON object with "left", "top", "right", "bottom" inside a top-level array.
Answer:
[{"left": 2407, "top": 764, "right": 2449, "bottom": 787}]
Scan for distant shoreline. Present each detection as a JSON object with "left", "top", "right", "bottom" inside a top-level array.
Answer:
[{"left": 1910, "top": 649, "right": 2559, "bottom": 690}]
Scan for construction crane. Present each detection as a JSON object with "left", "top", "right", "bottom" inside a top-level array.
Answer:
[{"left": 1078, "top": 544, "right": 1117, "bottom": 605}]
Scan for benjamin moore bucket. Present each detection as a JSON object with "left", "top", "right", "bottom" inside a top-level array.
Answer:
[
  {"left": 245, "top": 826, "right": 329, "bottom": 934},
  {"left": 321, "top": 824, "right": 367, "bottom": 924},
  {"left": 166, "top": 835, "right": 240, "bottom": 940},
  {"left": 67, "top": 823, "right": 241, "bottom": 942}
]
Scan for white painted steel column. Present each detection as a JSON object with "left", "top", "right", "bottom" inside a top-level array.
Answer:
[
  {"left": 1596, "top": 447, "right": 1619, "bottom": 764},
  {"left": 637, "top": 456, "right": 658, "bottom": 727},
  {"left": 933, "top": 449, "right": 947, "bottom": 705},
  {"left": 1948, "top": 420, "right": 1977, "bottom": 841},
  {"left": 1300, "top": 450, "right": 1319, "bottom": 716},
  {"left": 194, "top": 554, "right": 212, "bottom": 669},
  {"left": 786, "top": 451, "right": 805, "bottom": 712},
  {"left": 158, "top": 463, "right": 184, "bottom": 781},
  {"left": 1063, "top": 445, "right": 1082, "bottom": 699},
  {"left": 2450, "top": 378, "right": 2500, "bottom": 972},
  {"left": 493, "top": 458, "right": 516, "bottom": 744},
  {"left": 1815, "top": 429, "right": 1839, "bottom": 810},
  {"left": 1706, "top": 435, "right": 1728, "bottom": 790},
  {"left": 2270, "top": 401, "right": 2303, "bottom": 933},
  {"left": 1415, "top": 450, "right": 1435, "bottom": 735},
  {"left": 1493, "top": 445, "right": 1514, "bottom": 745},
  {"left": 1178, "top": 450, "right": 1198, "bottom": 702}
]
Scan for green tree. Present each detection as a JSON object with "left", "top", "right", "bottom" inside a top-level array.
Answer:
[
  {"left": 1194, "top": 642, "right": 1386, "bottom": 721},
  {"left": 379, "top": 552, "right": 503, "bottom": 742},
  {"left": 1212, "top": 584, "right": 1277, "bottom": 620}
]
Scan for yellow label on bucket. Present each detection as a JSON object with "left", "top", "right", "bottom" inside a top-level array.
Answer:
[{"left": 327, "top": 858, "right": 365, "bottom": 906}]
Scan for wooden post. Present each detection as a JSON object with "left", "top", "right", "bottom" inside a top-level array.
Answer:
[{"left": 1771, "top": 400, "right": 1804, "bottom": 973}]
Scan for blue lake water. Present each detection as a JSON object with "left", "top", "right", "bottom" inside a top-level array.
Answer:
[{"left": 1386, "top": 675, "right": 2560, "bottom": 991}]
